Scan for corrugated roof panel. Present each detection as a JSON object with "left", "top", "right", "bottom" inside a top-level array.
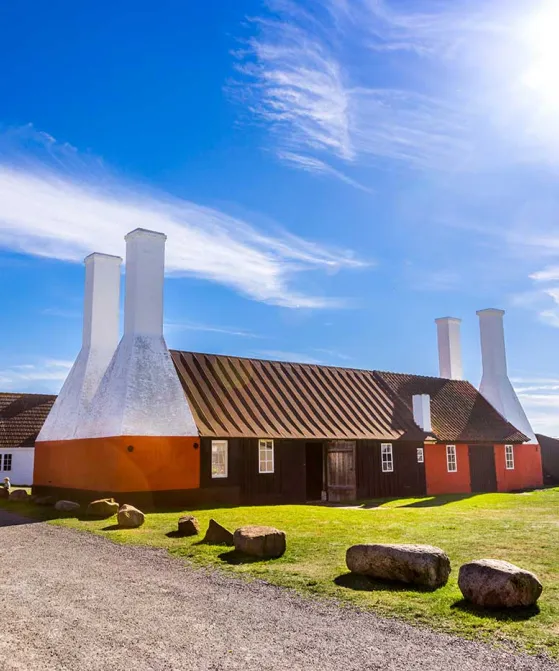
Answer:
[
  {"left": 171, "top": 352, "right": 528, "bottom": 443},
  {"left": 170, "top": 352, "right": 422, "bottom": 440}
]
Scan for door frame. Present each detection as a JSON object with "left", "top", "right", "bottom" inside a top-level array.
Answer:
[{"left": 325, "top": 440, "right": 357, "bottom": 502}]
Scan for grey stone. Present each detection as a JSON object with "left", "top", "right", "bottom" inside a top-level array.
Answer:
[
  {"left": 458, "top": 559, "right": 542, "bottom": 608},
  {"left": 54, "top": 500, "right": 81, "bottom": 513},
  {"left": 177, "top": 515, "right": 200, "bottom": 536},
  {"left": 118, "top": 504, "right": 145, "bottom": 529},
  {"left": 234, "top": 525, "right": 286, "bottom": 558},
  {"left": 86, "top": 498, "right": 119, "bottom": 519},
  {"left": 8, "top": 489, "right": 29, "bottom": 502},
  {"left": 346, "top": 543, "right": 451, "bottom": 588},
  {"left": 203, "top": 519, "right": 234, "bottom": 546}
]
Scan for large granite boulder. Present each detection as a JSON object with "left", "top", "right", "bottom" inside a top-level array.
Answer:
[
  {"left": 54, "top": 500, "right": 81, "bottom": 513},
  {"left": 86, "top": 498, "right": 119, "bottom": 519},
  {"left": 346, "top": 543, "right": 451, "bottom": 588},
  {"left": 8, "top": 489, "right": 29, "bottom": 502},
  {"left": 117, "top": 504, "right": 145, "bottom": 529},
  {"left": 458, "top": 559, "right": 543, "bottom": 608},
  {"left": 177, "top": 515, "right": 200, "bottom": 537},
  {"left": 234, "top": 525, "right": 286, "bottom": 558},
  {"left": 203, "top": 519, "right": 234, "bottom": 546},
  {"left": 0, "top": 488, "right": 9, "bottom": 500}
]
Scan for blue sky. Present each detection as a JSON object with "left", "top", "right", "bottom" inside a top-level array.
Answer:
[{"left": 2, "top": 0, "right": 559, "bottom": 434}]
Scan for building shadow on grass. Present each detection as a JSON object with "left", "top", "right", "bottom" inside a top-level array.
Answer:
[
  {"left": 400, "top": 494, "right": 478, "bottom": 508},
  {"left": 334, "top": 572, "right": 440, "bottom": 594},
  {"left": 451, "top": 599, "right": 540, "bottom": 621}
]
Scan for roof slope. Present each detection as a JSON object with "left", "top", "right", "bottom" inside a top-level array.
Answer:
[
  {"left": 171, "top": 351, "right": 527, "bottom": 443},
  {"left": 376, "top": 372, "right": 527, "bottom": 444},
  {"left": 0, "top": 393, "right": 57, "bottom": 448}
]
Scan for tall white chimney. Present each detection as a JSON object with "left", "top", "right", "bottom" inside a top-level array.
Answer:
[
  {"left": 435, "top": 317, "right": 463, "bottom": 380},
  {"left": 477, "top": 308, "right": 536, "bottom": 443},
  {"left": 38, "top": 253, "right": 122, "bottom": 442},
  {"left": 81, "top": 228, "right": 197, "bottom": 439},
  {"left": 413, "top": 394, "right": 432, "bottom": 432}
]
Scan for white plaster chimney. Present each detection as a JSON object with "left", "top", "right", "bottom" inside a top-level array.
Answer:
[
  {"left": 477, "top": 308, "right": 536, "bottom": 443},
  {"left": 412, "top": 394, "right": 432, "bottom": 433},
  {"left": 81, "top": 228, "right": 197, "bottom": 439},
  {"left": 435, "top": 317, "right": 463, "bottom": 380},
  {"left": 38, "top": 253, "right": 122, "bottom": 442}
]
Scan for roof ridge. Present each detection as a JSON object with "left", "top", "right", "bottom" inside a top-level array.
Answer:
[
  {"left": 169, "top": 349, "right": 461, "bottom": 381},
  {"left": 0, "top": 391, "right": 57, "bottom": 398}
]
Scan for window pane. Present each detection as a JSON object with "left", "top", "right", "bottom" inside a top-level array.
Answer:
[
  {"left": 381, "top": 444, "right": 393, "bottom": 472},
  {"left": 417, "top": 447, "right": 424, "bottom": 463},
  {"left": 211, "top": 441, "right": 228, "bottom": 478},
  {"left": 505, "top": 445, "right": 514, "bottom": 470},
  {"left": 446, "top": 445, "right": 457, "bottom": 472},
  {"left": 259, "top": 439, "right": 274, "bottom": 473}
]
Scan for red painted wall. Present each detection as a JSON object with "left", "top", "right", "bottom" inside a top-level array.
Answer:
[
  {"left": 34, "top": 435, "right": 200, "bottom": 492},
  {"left": 494, "top": 443, "right": 543, "bottom": 492},
  {"left": 425, "top": 443, "right": 471, "bottom": 495}
]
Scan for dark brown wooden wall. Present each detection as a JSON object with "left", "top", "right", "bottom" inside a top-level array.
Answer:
[
  {"left": 356, "top": 441, "right": 426, "bottom": 499},
  {"left": 537, "top": 435, "right": 559, "bottom": 485},
  {"left": 200, "top": 437, "right": 306, "bottom": 505}
]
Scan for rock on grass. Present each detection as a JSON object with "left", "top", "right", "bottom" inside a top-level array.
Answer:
[
  {"left": 346, "top": 543, "right": 451, "bottom": 589},
  {"left": 458, "top": 559, "right": 543, "bottom": 608}
]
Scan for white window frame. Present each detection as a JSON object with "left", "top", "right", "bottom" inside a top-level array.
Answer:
[
  {"left": 446, "top": 445, "right": 457, "bottom": 473},
  {"left": 1, "top": 453, "right": 12, "bottom": 472},
  {"left": 381, "top": 443, "right": 394, "bottom": 473},
  {"left": 258, "top": 439, "right": 275, "bottom": 474},
  {"left": 505, "top": 444, "right": 515, "bottom": 470},
  {"left": 417, "top": 447, "right": 424, "bottom": 463},
  {"left": 211, "top": 440, "right": 228, "bottom": 479}
]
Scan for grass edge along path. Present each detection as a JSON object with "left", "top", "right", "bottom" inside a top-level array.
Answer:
[{"left": 2, "top": 488, "right": 559, "bottom": 660}]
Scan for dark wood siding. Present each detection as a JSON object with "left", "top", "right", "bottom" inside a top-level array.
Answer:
[
  {"left": 537, "top": 434, "right": 559, "bottom": 486},
  {"left": 200, "top": 437, "right": 306, "bottom": 505},
  {"left": 356, "top": 441, "right": 426, "bottom": 499}
]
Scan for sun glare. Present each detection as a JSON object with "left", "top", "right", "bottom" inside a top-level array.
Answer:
[{"left": 521, "top": 2, "right": 559, "bottom": 110}]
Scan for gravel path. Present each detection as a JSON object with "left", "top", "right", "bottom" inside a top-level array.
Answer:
[{"left": 0, "top": 510, "right": 556, "bottom": 671}]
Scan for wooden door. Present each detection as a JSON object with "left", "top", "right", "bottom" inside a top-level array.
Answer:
[
  {"left": 326, "top": 441, "right": 356, "bottom": 502},
  {"left": 468, "top": 445, "right": 497, "bottom": 493}
]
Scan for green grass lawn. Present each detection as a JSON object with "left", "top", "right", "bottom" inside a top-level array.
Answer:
[{"left": 3, "top": 488, "right": 559, "bottom": 658}]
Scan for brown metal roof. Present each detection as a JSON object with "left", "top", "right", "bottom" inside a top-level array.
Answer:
[
  {"left": 170, "top": 351, "right": 527, "bottom": 443},
  {"left": 0, "top": 393, "right": 56, "bottom": 448}
]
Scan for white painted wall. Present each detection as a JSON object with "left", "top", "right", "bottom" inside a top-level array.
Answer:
[
  {"left": 477, "top": 308, "right": 537, "bottom": 443},
  {"left": 412, "top": 394, "right": 432, "bottom": 432},
  {"left": 435, "top": 317, "right": 463, "bottom": 380},
  {"left": 0, "top": 448, "right": 34, "bottom": 486},
  {"left": 82, "top": 228, "right": 198, "bottom": 439},
  {"left": 39, "top": 253, "right": 122, "bottom": 442}
]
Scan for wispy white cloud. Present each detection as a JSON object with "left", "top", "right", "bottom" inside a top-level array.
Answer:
[
  {"left": 235, "top": 2, "right": 473, "bottom": 175},
  {"left": 276, "top": 151, "right": 373, "bottom": 192},
  {"left": 530, "top": 266, "right": 559, "bottom": 282},
  {"left": 164, "top": 321, "right": 261, "bottom": 339},
  {"left": 0, "top": 125, "right": 365, "bottom": 309},
  {"left": 513, "top": 376, "right": 559, "bottom": 436},
  {"left": 0, "top": 359, "right": 72, "bottom": 392},
  {"left": 234, "top": 0, "right": 559, "bottom": 181},
  {"left": 254, "top": 349, "right": 322, "bottom": 364}
]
